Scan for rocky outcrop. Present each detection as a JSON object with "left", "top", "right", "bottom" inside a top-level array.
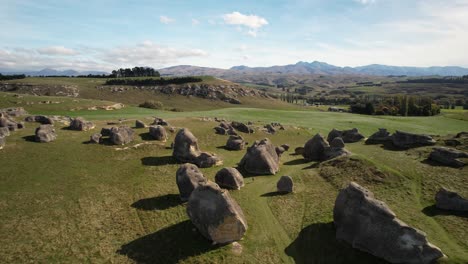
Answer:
[
  {"left": 277, "top": 176, "right": 293, "bottom": 193},
  {"left": 69, "top": 117, "right": 95, "bottom": 131},
  {"left": 327, "top": 128, "right": 364, "bottom": 143},
  {"left": 25, "top": 115, "right": 54, "bottom": 125},
  {"left": 429, "top": 147, "right": 467, "bottom": 167},
  {"left": 324, "top": 137, "right": 351, "bottom": 160},
  {"left": 135, "top": 120, "right": 146, "bottom": 128},
  {"left": 109, "top": 126, "right": 135, "bottom": 145},
  {"left": 366, "top": 128, "right": 392, "bottom": 144},
  {"left": 187, "top": 181, "right": 247, "bottom": 244},
  {"left": 391, "top": 130, "right": 436, "bottom": 149},
  {"left": 303, "top": 134, "right": 350, "bottom": 162},
  {"left": 151, "top": 117, "right": 169, "bottom": 126},
  {"left": 239, "top": 138, "right": 280, "bottom": 175},
  {"left": 231, "top": 121, "right": 254, "bottom": 134},
  {"left": 149, "top": 125, "right": 167, "bottom": 141},
  {"left": 214, "top": 126, "right": 227, "bottom": 135},
  {"left": 173, "top": 128, "right": 222, "bottom": 168},
  {"left": 100, "top": 127, "right": 111, "bottom": 137},
  {"left": 35, "top": 125, "right": 57, "bottom": 143},
  {"left": 275, "top": 146, "right": 286, "bottom": 157},
  {"left": 0, "top": 116, "right": 22, "bottom": 131},
  {"left": 265, "top": 124, "right": 276, "bottom": 134},
  {"left": 0, "top": 83, "right": 79, "bottom": 97},
  {"left": 435, "top": 188, "right": 468, "bottom": 212},
  {"left": 176, "top": 163, "right": 207, "bottom": 201},
  {"left": 90, "top": 133, "right": 102, "bottom": 144},
  {"left": 215, "top": 167, "right": 244, "bottom": 190},
  {"left": 0, "top": 107, "right": 27, "bottom": 117},
  {"left": 0, "top": 127, "right": 10, "bottom": 137},
  {"left": 225, "top": 135, "right": 246, "bottom": 150},
  {"left": 334, "top": 182, "right": 444, "bottom": 264}
]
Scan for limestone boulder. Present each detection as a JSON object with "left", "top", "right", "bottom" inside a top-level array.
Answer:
[
  {"left": 187, "top": 181, "right": 247, "bottom": 244},
  {"left": 239, "top": 138, "right": 280, "bottom": 175},
  {"left": 135, "top": 120, "right": 146, "bottom": 128},
  {"left": 225, "top": 135, "right": 245, "bottom": 151},
  {"left": 109, "top": 126, "right": 135, "bottom": 145},
  {"left": 25, "top": 115, "right": 54, "bottom": 125},
  {"left": 90, "top": 133, "right": 102, "bottom": 144},
  {"left": 231, "top": 121, "right": 254, "bottom": 134},
  {"left": 100, "top": 127, "right": 111, "bottom": 137},
  {"left": 215, "top": 167, "right": 244, "bottom": 190},
  {"left": 265, "top": 124, "right": 276, "bottom": 134},
  {"left": 366, "top": 128, "right": 392, "bottom": 144},
  {"left": 327, "top": 128, "right": 364, "bottom": 143},
  {"left": 35, "top": 124, "right": 57, "bottom": 143},
  {"left": 277, "top": 176, "right": 293, "bottom": 193},
  {"left": 214, "top": 126, "right": 226, "bottom": 135},
  {"left": 149, "top": 125, "right": 168, "bottom": 141},
  {"left": 0, "top": 127, "right": 10, "bottom": 137},
  {"left": 391, "top": 130, "right": 436, "bottom": 149},
  {"left": 435, "top": 187, "right": 468, "bottom": 212},
  {"left": 303, "top": 134, "right": 330, "bottom": 161},
  {"left": 173, "top": 128, "right": 222, "bottom": 168},
  {"left": 69, "top": 117, "right": 95, "bottom": 131},
  {"left": 334, "top": 182, "right": 444, "bottom": 264},
  {"left": 151, "top": 117, "right": 169, "bottom": 126},
  {"left": 176, "top": 163, "right": 206, "bottom": 201},
  {"left": 429, "top": 147, "right": 468, "bottom": 168}
]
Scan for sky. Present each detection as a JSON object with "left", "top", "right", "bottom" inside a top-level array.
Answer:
[{"left": 1, "top": 0, "right": 468, "bottom": 72}]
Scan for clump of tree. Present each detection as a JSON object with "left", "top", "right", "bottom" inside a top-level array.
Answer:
[
  {"left": 0, "top": 73, "right": 26, "bottom": 81},
  {"left": 398, "top": 76, "right": 468, "bottom": 84},
  {"left": 139, "top": 100, "right": 164, "bottom": 109},
  {"left": 111, "top": 67, "right": 160, "bottom": 78},
  {"left": 350, "top": 95, "right": 440, "bottom": 116},
  {"left": 105, "top": 77, "right": 202, "bottom": 86}
]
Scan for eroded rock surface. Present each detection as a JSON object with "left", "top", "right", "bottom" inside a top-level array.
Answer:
[
  {"left": 176, "top": 163, "right": 206, "bottom": 201},
  {"left": 429, "top": 147, "right": 468, "bottom": 167},
  {"left": 435, "top": 187, "right": 468, "bottom": 212},
  {"left": 173, "top": 128, "right": 222, "bottom": 168},
  {"left": 109, "top": 126, "right": 135, "bottom": 145},
  {"left": 35, "top": 124, "right": 57, "bottom": 143},
  {"left": 391, "top": 130, "right": 436, "bottom": 149},
  {"left": 277, "top": 176, "right": 293, "bottom": 193},
  {"left": 149, "top": 125, "right": 168, "bottom": 141},
  {"left": 366, "top": 128, "right": 392, "bottom": 144},
  {"left": 225, "top": 135, "right": 246, "bottom": 151},
  {"left": 327, "top": 128, "right": 364, "bottom": 143},
  {"left": 215, "top": 167, "right": 244, "bottom": 190},
  {"left": 69, "top": 117, "right": 95, "bottom": 131},
  {"left": 239, "top": 138, "right": 280, "bottom": 175}
]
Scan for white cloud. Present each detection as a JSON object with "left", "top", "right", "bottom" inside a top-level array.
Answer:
[
  {"left": 354, "top": 0, "right": 376, "bottom": 4},
  {"left": 159, "top": 15, "right": 174, "bottom": 24},
  {"left": 223, "top": 11, "right": 268, "bottom": 37},
  {"left": 191, "top": 18, "right": 200, "bottom": 26},
  {"left": 37, "top": 46, "right": 79, "bottom": 56}
]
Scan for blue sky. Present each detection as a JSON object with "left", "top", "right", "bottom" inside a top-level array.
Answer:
[{"left": 1, "top": 0, "right": 467, "bottom": 71}]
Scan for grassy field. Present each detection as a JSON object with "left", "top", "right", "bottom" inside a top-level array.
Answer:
[{"left": 0, "top": 92, "right": 467, "bottom": 263}]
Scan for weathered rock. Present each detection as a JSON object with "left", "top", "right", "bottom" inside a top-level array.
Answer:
[
  {"left": 239, "top": 138, "right": 279, "bottom": 175},
  {"left": 226, "top": 135, "right": 245, "bottom": 150},
  {"left": 435, "top": 187, "right": 468, "bottom": 212},
  {"left": 0, "top": 107, "right": 27, "bottom": 117},
  {"left": 69, "top": 117, "right": 95, "bottom": 131},
  {"left": 277, "top": 175, "right": 293, "bottom": 193},
  {"left": 366, "top": 128, "right": 392, "bottom": 144},
  {"left": 214, "top": 126, "right": 226, "bottom": 135},
  {"left": 455, "top": 131, "right": 468, "bottom": 138},
  {"left": 391, "top": 130, "right": 436, "bottom": 149},
  {"left": 25, "top": 115, "right": 54, "bottom": 125},
  {"left": 151, "top": 117, "right": 169, "bottom": 126},
  {"left": 334, "top": 182, "right": 444, "bottom": 264},
  {"left": 176, "top": 163, "right": 206, "bottom": 201},
  {"left": 219, "top": 122, "right": 233, "bottom": 130},
  {"left": 324, "top": 137, "right": 351, "bottom": 160},
  {"left": 444, "top": 139, "right": 461, "bottom": 147},
  {"left": 90, "top": 133, "right": 102, "bottom": 144},
  {"left": 0, "top": 117, "right": 20, "bottom": 131},
  {"left": 265, "top": 124, "right": 276, "bottom": 134},
  {"left": 227, "top": 128, "right": 238, "bottom": 136},
  {"left": 135, "top": 120, "right": 146, "bottom": 128},
  {"left": 35, "top": 124, "right": 57, "bottom": 143},
  {"left": 109, "top": 126, "right": 135, "bottom": 145},
  {"left": 187, "top": 181, "right": 247, "bottom": 244},
  {"left": 303, "top": 134, "right": 330, "bottom": 161},
  {"left": 275, "top": 146, "right": 286, "bottom": 157},
  {"left": 100, "top": 127, "right": 111, "bottom": 137},
  {"left": 429, "top": 147, "right": 468, "bottom": 167},
  {"left": 281, "top": 144, "right": 290, "bottom": 151},
  {"left": 0, "top": 127, "right": 10, "bottom": 137},
  {"left": 215, "top": 167, "right": 244, "bottom": 190},
  {"left": 327, "top": 128, "right": 364, "bottom": 143},
  {"left": 0, "top": 136, "right": 5, "bottom": 149},
  {"left": 330, "top": 137, "right": 345, "bottom": 148},
  {"left": 149, "top": 125, "right": 167, "bottom": 141},
  {"left": 173, "top": 128, "right": 222, "bottom": 168},
  {"left": 231, "top": 121, "right": 254, "bottom": 134},
  {"left": 294, "top": 147, "right": 305, "bottom": 155}
]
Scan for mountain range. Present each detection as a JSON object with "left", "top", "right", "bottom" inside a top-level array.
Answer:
[{"left": 0, "top": 68, "right": 108, "bottom": 76}]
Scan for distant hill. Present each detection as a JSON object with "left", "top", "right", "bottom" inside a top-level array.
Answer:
[
  {"left": 159, "top": 61, "right": 468, "bottom": 77},
  {"left": 0, "top": 68, "right": 109, "bottom": 76}
]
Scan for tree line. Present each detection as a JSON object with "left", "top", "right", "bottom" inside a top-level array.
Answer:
[
  {"left": 0, "top": 73, "right": 26, "bottom": 81},
  {"left": 349, "top": 95, "right": 440, "bottom": 116},
  {"left": 111, "top": 67, "right": 160, "bottom": 78},
  {"left": 105, "top": 77, "right": 202, "bottom": 86}
]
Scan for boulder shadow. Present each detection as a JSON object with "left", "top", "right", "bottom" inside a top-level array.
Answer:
[
  {"left": 235, "top": 166, "right": 273, "bottom": 178},
  {"left": 420, "top": 159, "right": 453, "bottom": 168},
  {"left": 284, "top": 158, "right": 308, "bottom": 166},
  {"left": 141, "top": 156, "right": 178, "bottom": 166},
  {"left": 139, "top": 132, "right": 154, "bottom": 141},
  {"left": 260, "top": 191, "right": 286, "bottom": 197},
  {"left": 302, "top": 162, "right": 320, "bottom": 170},
  {"left": 422, "top": 205, "right": 468, "bottom": 218},
  {"left": 117, "top": 220, "right": 217, "bottom": 264},
  {"left": 131, "top": 194, "right": 183, "bottom": 211},
  {"left": 379, "top": 142, "right": 410, "bottom": 152},
  {"left": 285, "top": 222, "right": 386, "bottom": 264},
  {"left": 22, "top": 135, "right": 38, "bottom": 143}
]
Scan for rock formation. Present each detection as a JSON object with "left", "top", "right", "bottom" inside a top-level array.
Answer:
[
  {"left": 435, "top": 187, "right": 468, "bottom": 212},
  {"left": 109, "top": 126, "right": 135, "bottom": 145},
  {"left": 151, "top": 117, "right": 169, "bottom": 126},
  {"left": 176, "top": 163, "right": 206, "bottom": 201},
  {"left": 135, "top": 120, "right": 146, "bottom": 128},
  {"left": 25, "top": 115, "right": 54, "bottom": 125},
  {"left": 391, "top": 130, "right": 436, "bottom": 149},
  {"left": 366, "top": 128, "right": 392, "bottom": 144},
  {"left": 149, "top": 125, "right": 168, "bottom": 141},
  {"left": 35, "top": 124, "right": 57, "bottom": 143},
  {"left": 173, "top": 128, "right": 222, "bottom": 168},
  {"left": 277, "top": 176, "right": 293, "bottom": 193},
  {"left": 231, "top": 121, "right": 254, "bottom": 134},
  {"left": 215, "top": 167, "right": 244, "bottom": 190},
  {"left": 187, "top": 181, "right": 247, "bottom": 244},
  {"left": 303, "top": 134, "right": 330, "bottom": 161},
  {"left": 239, "top": 138, "right": 280, "bottom": 175},
  {"left": 334, "top": 182, "right": 444, "bottom": 264},
  {"left": 90, "top": 133, "right": 102, "bottom": 144},
  {"left": 225, "top": 135, "right": 246, "bottom": 150},
  {"left": 429, "top": 147, "right": 467, "bottom": 167},
  {"left": 327, "top": 128, "right": 364, "bottom": 143},
  {"left": 69, "top": 117, "right": 95, "bottom": 131}
]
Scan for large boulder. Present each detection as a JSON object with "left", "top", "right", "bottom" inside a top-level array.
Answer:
[
  {"left": 135, "top": 120, "right": 146, "bottom": 128},
  {"left": 90, "top": 133, "right": 102, "bottom": 144},
  {"left": 149, "top": 125, "right": 167, "bottom": 141},
  {"left": 25, "top": 115, "right": 54, "bottom": 125},
  {"left": 151, "top": 117, "right": 169, "bottom": 126},
  {"left": 0, "top": 127, "right": 10, "bottom": 137},
  {"left": 215, "top": 167, "right": 244, "bottom": 190},
  {"left": 303, "top": 134, "right": 330, "bottom": 161},
  {"left": 0, "top": 107, "right": 27, "bottom": 117},
  {"left": 173, "top": 128, "right": 222, "bottom": 168},
  {"left": 187, "top": 181, "right": 247, "bottom": 244},
  {"left": 176, "top": 163, "right": 206, "bottom": 201},
  {"left": 0, "top": 116, "right": 20, "bottom": 131},
  {"left": 334, "top": 182, "right": 444, "bottom": 264},
  {"left": 225, "top": 135, "right": 246, "bottom": 150},
  {"left": 327, "top": 128, "right": 364, "bottom": 143},
  {"left": 277, "top": 176, "right": 293, "bottom": 193},
  {"left": 324, "top": 137, "right": 351, "bottom": 160},
  {"left": 231, "top": 121, "right": 254, "bottom": 134},
  {"left": 69, "top": 117, "right": 95, "bottom": 131},
  {"left": 265, "top": 124, "right": 276, "bottom": 134},
  {"left": 214, "top": 126, "right": 226, "bottom": 135},
  {"left": 435, "top": 187, "right": 468, "bottom": 212},
  {"left": 35, "top": 125, "right": 57, "bottom": 143},
  {"left": 429, "top": 147, "right": 468, "bottom": 168},
  {"left": 100, "top": 127, "right": 112, "bottom": 137},
  {"left": 239, "top": 138, "right": 280, "bottom": 175},
  {"left": 391, "top": 130, "right": 436, "bottom": 149},
  {"left": 109, "top": 126, "right": 135, "bottom": 145},
  {"left": 366, "top": 128, "right": 392, "bottom": 144}
]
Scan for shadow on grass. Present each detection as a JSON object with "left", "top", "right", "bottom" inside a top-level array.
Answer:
[
  {"left": 285, "top": 222, "right": 386, "bottom": 264},
  {"left": 139, "top": 132, "right": 154, "bottom": 141},
  {"left": 422, "top": 205, "right": 468, "bottom": 218},
  {"left": 260, "top": 191, "right": 288, "bottom": 197},
  {"left": 284, "top": 158, "right": 308, "bottom": 166},
  {"left": 22, "top": 135, "right": 38, "bottom": 142},
  {"left": 132, "top": 194, "right": 183, "bottom": 211},
  {"left": 235, "top": 166, "right": 274, "bottom": 178},
  {"left": 420, "top": 159, "right": 455, "bottom": 168},
  {"left": 141, "top": 156, "right": 178, "bottom": 166},
  {"left": 117, "top": 220, "right": 217, "bottom": 263},
  {"left": 302, "top": 162, "right": 320, "bottom": 170}
]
